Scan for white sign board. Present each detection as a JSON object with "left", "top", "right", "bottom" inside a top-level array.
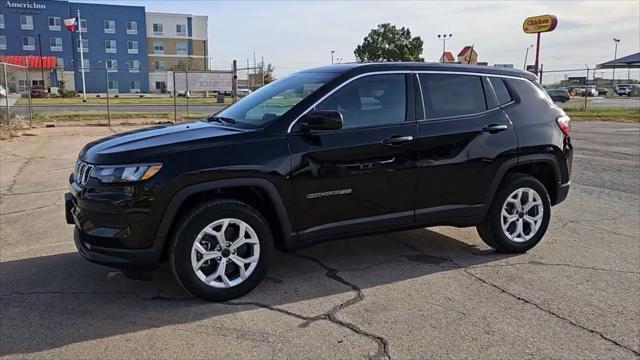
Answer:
[{"left": 172, "top": 71, "right": 233, "bottom": 92}]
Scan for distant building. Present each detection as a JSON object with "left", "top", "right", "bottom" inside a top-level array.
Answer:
[
  {"left": 439, "top": 51, "right": 455, "bottom": 63},
  {"left": 457, "top": 46, "right": 478, "bottom": 64}
]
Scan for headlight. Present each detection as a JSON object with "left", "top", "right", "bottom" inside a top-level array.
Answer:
[{"left": 92, "top": 163, "right": 163, "bottom": 183}]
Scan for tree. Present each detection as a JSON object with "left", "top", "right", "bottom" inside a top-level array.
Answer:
[
  {"left": 263, "top": 63, "right": 275, "bottom": 84},
  {"left": 354, "top": 23, "right": 424, "bottom": 62}
]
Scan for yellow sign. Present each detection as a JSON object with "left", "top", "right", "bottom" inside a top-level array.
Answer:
[{"left": 523, "top": 15, "right": 558, "bottom": 34}]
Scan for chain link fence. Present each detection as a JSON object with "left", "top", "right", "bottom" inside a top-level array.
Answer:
[{"left": 1, "top": 62, "right": 33, "bottom": 136}]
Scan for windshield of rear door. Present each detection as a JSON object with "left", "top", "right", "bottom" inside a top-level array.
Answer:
[{"left": 209, "top": 72, "right": 338, "bottom": 128}]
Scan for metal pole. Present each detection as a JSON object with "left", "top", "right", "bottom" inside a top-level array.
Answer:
[
  {"left": 26, "top": 59, "right": 33, "bottom": 127},
  {"left": 539, "top": 63, "right": 544, "bottom": 84},
  {"left": 534, "top": 32, "right": 541, "bottom": 76},
  {"left": 523, "top": 45, "right": 533, "bottom": 70},
  {"left": 172, "top": 67, "right": 177, "bottom": 123},
  {"left": 105, "top": 63, "right": 111, "bottom": 126},
  {"left": 3, "top": 63, "right": 9, "bottom": 125},
  {"left": 331, "top": 50, "right": 334, "bottom": 65},
  {"left": 77, "top": 10, "right": 87, "bottom": 102},
  {"left": 584, "top": 65, "right": 589, "bottom": 110},
  {"left": 185, "top": 65, "right": 189, "bottom": 120},
  {"left": 261, "top": 56, "right": 264, "bottom": 87},
  {"left": 232, "top": 60, "right": 238, "bottom": 103},
  {"left": 612, "top": 39, "right": 619, "bottom": 90},
  {"left": 37, "top": 34, "right": 46, "bottom": 89}
]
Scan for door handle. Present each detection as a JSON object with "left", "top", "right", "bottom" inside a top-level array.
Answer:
[
  {"left": 382, "top": 135, "right": 414, "bottom": 145},
  {"left": 482, "top": 124, "right": 509, "bottom": 133}
]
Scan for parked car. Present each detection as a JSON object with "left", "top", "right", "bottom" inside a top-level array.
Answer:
[
  {"left": 30, "top": 85, "right": 46, "bottom": 97},
  {"left": 547, "top": 88, "right": 570, "bottom": 103},
  {"left": 65, "top": 63, "right": 573, "bottom": 301},
  {"left": 615, "top": 84, "right": 632, "bottom": 96},
  {"left": 597, "top": 87, "right": 608, "bottom": 96},
  {"left": 237, "top": 88, "right": 252, "bottom": 97},
  {"left": 0, "top": 85, "right": 6, "bottom": 98},
  {"left": 574, "top": 86, "right": 597, "bottom": 97}
]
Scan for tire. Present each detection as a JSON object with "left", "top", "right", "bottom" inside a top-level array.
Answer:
[
  {"left": 477, "top": 173, "right": 551, "bottom": 253},
  {"left": 170, "top": 199, "right": 274, "bottom": 301}
]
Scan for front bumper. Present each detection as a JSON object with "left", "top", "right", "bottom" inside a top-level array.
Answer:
[
  {"left": 553, "top": 181, "right": 570, "bottom": 205},
  {"left": 65, "top": 191, "right": 162, "bottom": 271}
]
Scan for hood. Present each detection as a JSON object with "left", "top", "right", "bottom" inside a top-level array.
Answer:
[{"left": 80, "top": 121, "right": 253, "bottom": 164}]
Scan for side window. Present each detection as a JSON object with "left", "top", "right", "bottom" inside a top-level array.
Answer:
[
  {"left": 419, "top": 74, "right": 486, "bottom": 119},
  {"left": 316, "top": 74, "right": 406, "bottom": 129},
  {"left": 489, "top": 77, "right": 513, "bottom": 105}
]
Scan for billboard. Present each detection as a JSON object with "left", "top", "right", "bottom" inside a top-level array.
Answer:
[{"left": 172, "top": 71, "right": 233, "bottom": 92}]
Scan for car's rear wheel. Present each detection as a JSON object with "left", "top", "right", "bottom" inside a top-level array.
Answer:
[
  {"left": 170, "top": 199, "right": 273, "bottom": 301},
  {"left": 477, "top": 174, "right": 551, "bottom": 253}
]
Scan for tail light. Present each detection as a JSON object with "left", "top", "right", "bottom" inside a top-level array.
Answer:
[{"left": 556, "top": 114, "right": 571, "bottom": 136}]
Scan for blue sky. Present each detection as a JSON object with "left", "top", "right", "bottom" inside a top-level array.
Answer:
[{"left": 83, "top": 0, "right": 640, "bottom": 82}]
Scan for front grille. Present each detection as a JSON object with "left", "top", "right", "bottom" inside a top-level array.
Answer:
[{"left": 74, "top": 160, "right": 94, "bottom": 186}]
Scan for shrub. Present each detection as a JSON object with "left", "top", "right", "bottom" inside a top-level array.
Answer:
[
  {"left": 96, "top": 94, "right": 101, "bottom": 98},
  {"left": 114, "top": 94, "right": 119, "bottom": 98}
]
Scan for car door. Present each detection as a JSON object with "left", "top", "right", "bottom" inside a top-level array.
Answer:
[
  {"left": 289, "top": 73, "right": 418, "bottom": 241},
  {"left": 413, "top": 73, "right": 518, "bottom": 223}
]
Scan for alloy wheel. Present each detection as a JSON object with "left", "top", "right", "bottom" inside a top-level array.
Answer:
[
  {"left": 500, "top": 187, "right": 544, "bottom": 243},
  {"left": 191, "top": 218, "right": 260, "bottom": 288}
]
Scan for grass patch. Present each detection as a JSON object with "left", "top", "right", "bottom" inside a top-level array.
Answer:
[
  {"left": 564, "top": 108, "right": 639, "bottom": 122},
  {"left": 32, "top": 111, "right": 209, "bottom": 122},
  {"left": 17, "top": 97, "right": 233, "bottom": 105}
]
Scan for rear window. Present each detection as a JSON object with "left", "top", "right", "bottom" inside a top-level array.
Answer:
[
  {"left": 419, "top": 74, "right": 487, "bottom": 119},
  {"left": 489, "top": 77, "right": 513, "bottom": 105}
]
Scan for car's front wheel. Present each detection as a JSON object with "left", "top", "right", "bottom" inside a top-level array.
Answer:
[
  {"left": 170, "top": 199, "right": 273, "bottom": 301},
  {"left": 477, "top": 174, "right": 551, "bottom": 253}
]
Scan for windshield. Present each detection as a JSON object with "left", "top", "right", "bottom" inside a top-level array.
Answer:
[{"left": 210, "top": 72, "right": 337, "bottom": 128}]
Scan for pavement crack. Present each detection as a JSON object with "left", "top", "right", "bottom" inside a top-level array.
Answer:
[
  {"left": 294, "top": 253, "right": 391, "bottom": 360},
  {"left": 1, "top": 187, "right": 68, "bottom": 196},
  {"left": 223, "top": 300, "right": 311, "bottom": 322},
  {"left": 391, "top": 237, "right": 640, "bottom": 357},
  {"left": 471, "top": 261, "right": 640, "bottom": 275},
  {"left": 0, "top": 202, "right": 59, "bottom": 216}
]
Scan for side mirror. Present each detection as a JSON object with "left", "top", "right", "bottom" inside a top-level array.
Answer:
[{"left": 298, "top": 110, "right": 343, "bottom": 132}]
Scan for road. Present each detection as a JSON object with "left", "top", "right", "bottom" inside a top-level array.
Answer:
[
  {"left": 562, "top": 96, "right": 640, "bottom": 109},
  {"left": 0, "top": 121, "right": 638, "bottom": 359},
  {"left": 8, "top": 103, "right": 227, "bottom": 114}
]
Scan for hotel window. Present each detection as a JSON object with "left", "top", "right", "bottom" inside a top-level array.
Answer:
[
  {"left": 0, "top": 36, "right": 6, "bottom": 50},
  {"left": 104, "top": 20, "right": 115, "bottom": 34},
  {"left": 153, "top": 42, "right": 164, "bottom": 55},
  {"left": 105, "top": 40, "right": 117, "bottom": 53},
  {"left": 176, "top": 24, "right": 187, "bottom": 37},
  {"left": 126, "top": 20, "right": 137, "bottom": 35},
  {"left": 78, "top": 59, "right": 90, "bottom": 72},
  {"left": 22, "top": 36, "right": 35, "bottom": 51},
  {"left": 50, "top": 37, "right": 63, "bottom": 52},
  {"left": 176, "top": 42, "right": 188, "bottom": 56},
  {"left": 48, "top": 17, "right": 61, "bottom": 31},
  {"left": 152, "top": 23, "right": 163, "bottom": 35},
  {"left": 127, "top": 60, "right": 140, "bottom": 73},
  {"left": 0, "top": 14, "right": 4, "bottom": 29},
  {"left": 153, "top": 61, "right": 165, "bottom": 70},
  {"left": 106, "top": 59, "right": 118, "bottom": 72},
  {"left": 76, "top": 39, "right": 89, "bottom": 53},
  {"left": 107, "top": 80, "right": 119, "bottom": 93},
  {"left": 129, "top": 80, "right": 141, "bottom": 93},
  {"left": 20, "top": 15, "right": 34, "bottom": 30},
  {"left": 127, "top": 40, "right": 138, "bottom": 54},
  {"left": 79, "top": 19, "right": 87, "bottom": 32}
]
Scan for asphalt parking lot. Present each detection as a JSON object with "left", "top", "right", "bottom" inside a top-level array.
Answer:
[{"left": 0, "top": 121, "right": 638, "bottom": 359}]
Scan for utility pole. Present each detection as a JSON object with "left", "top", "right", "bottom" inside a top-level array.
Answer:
[
  {"left": 331, "top": 50, "right": 335, "bottom": 64},
  {"left": 37, "top": 34, "right": 46, "bottom": 89},
  {"left": 523, "top": 44, "right": 533, "bottom": 70},
  {"left": 25, "top": 58, "right": 32, "bottom": 127},
  {"left": 612, "top": 38, "right": 620, "bottom": 90},
  {"left": 437, "top": 34, "right": 453, "bottom": 62},
  {"left": 261, "top": 56, "right": 264, "bottom": 87},
  {"left": 172, "top": 66, "right": 177, "bottom": 122},
  {"left": 232, "top": 60, "right": 238, "bottom": 103},
  {"left": 247, "top": 59, "right": 250, "bottom": 89},
  {"left": 77, "top": 10, "right": 87, "bottom": 102},
  {"left": 534, "top": 32, "right": 541, "bottom": 76}
]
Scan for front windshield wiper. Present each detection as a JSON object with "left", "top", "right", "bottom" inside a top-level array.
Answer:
[{"left": 206, "top": 115, "right": 236, "bottom": 124}]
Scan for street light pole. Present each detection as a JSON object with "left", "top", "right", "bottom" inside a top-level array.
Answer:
[
  {"left": 437, "top": 34, "right": 453, "bottom": 62},
  {"left": 331, "top": 50, "right": 335, "bottom": 65},
  {"left": 523, "top": 44, "right": 534, "bottom": 70},
  {"left": 612, "top": 38, "right": 620, "bottom": 89}
]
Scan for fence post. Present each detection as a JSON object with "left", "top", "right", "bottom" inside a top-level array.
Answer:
[
  {"left": 232, "top": 60, "right": 238, "bottom": 103},
  {"left": 172, "top": 67, "right": 177, "bottom": 123},
  {"left": 26, "top": 60, "right": 33, "bottom": 127},
  {"left": 3, "top": 63, "right": 9, "bottom": 126},
  {"left": 185, "top": 66, "right": 189, "bottom": 120},
  {"left": 584, "top": 65, "right": 589, "bottom": 110},
  {"left": 539, "top": 64, "right": 544, "bottom": 85},
  {"left": 105, "top": 64, "right": 111, "bottom": 126}
]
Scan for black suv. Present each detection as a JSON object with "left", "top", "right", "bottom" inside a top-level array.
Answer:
[{"left": 65, "top": 63, "right": 573, "bottom": 301}]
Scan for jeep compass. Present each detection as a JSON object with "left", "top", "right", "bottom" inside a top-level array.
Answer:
[{"left": 65, "top": 63, "right": 573, "bottom": 301}]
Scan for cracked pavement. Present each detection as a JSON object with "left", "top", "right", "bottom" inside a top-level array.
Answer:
[{"left": 1, "top": 121, "right": 639, "bottom": 359}]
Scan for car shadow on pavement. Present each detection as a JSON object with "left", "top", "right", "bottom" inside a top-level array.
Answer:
[{"left": 0, "top": 228, "right": 516, "bottom": 356}]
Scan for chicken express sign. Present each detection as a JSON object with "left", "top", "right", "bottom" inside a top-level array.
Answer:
[{"left": 523, "top": 15, "right": 558, "bottom": 34}]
